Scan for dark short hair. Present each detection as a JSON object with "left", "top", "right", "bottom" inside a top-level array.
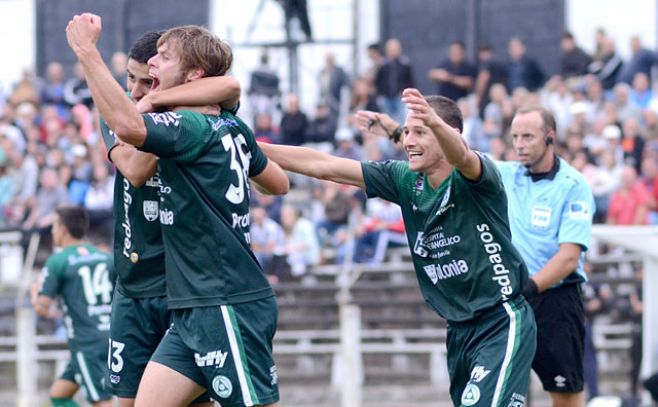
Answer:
[
  {"left": 478, "top": 43, "right": 493, "bottom": 52},
  {"left": 515, "top": 105, "right": 557, "bottom": 133},
  {"left": 450, "top": 41, "right": 465, "bottom": 49},
  {"left": 56, "top": 206, "right": 89, "bottom": 239},
  {"left": 425, "top": 95, "right": 463, "bottom": 133},
  {"left": 128, "top": 31, "right": 164, "bottom": 63},
  {"left": 367, "top": 43, "right": 381, "bottom": 52},
  {"left": 562, "top": 31, "right": 574, "bottom": 41}
]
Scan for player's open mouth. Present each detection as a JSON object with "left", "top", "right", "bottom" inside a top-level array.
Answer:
[
  {"left": 150, "top": 75, "right": 160, "bottom": 91},
  {"left": 408, "top": 151, "right": 422, "bottom": 160}
]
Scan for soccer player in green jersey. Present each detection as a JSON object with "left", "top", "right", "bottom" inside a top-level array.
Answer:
[
  {"left": 67, "top": 13, "right": 289, "bottom": 407},
  {"left": 100, "top": 30, "right": 240, "bottom": 407},
  {"left": 259, "top": 88, "right": 538, "bottom": 406},
  {"left": 31, "top": 206, "right": 114, "bottom": 407}
]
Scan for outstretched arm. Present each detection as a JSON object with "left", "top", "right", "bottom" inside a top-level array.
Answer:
[
  {"left": 258, "top": 142, "right": 365, "bottom": 189},
  {"left": 66, "top": 13, "right": 147, "bottom": 146},
  {"left": 402, "top": 88, "right": 481, "bottom": 180},
  {"left": 137, "top": 76, "right": 241, "bottom": 113}
]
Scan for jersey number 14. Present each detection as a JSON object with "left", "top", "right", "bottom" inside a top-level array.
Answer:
[{"left": 77, "top": 263, "right": 112, "bottom": 306}]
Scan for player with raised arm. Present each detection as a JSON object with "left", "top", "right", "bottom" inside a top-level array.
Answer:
[
  {"left": 259, "top": 87, "right": 537, "bottom": 406},
  {"left": 99, "top": 30, "right": 241, "bottom": 407},
  {"left": 67, "top": 13, "right": 288, "bottom": 407}
]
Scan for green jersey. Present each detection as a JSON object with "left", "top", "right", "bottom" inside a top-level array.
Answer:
[
  {"left": 140, "top": 110, "right": 273, "bottom": 309},
  {"left": 39, "top": 244, "right": 114, "bottom": 349},
  {"left": 101, "top": 119, "right": 166, "bottom": 298},
  {"left": 361, "top": 154, "right": 528, "bottom": 322}
]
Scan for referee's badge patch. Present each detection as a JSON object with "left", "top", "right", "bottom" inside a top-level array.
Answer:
[
  {"left": 461, "top": 383, "right": 480, "bottom": 406},
  {"left": 531, "top": 206, "right": 551, "bottom": 228},
  {"left": 143, "top": 200, "right": 159, "bottom": 222},
  {"left": 567, "top": 201, "right": 590, "bottom": 220}
]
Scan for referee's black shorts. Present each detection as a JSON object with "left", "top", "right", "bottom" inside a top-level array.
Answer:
[{"left": 528, "top": 283, "right": 585, "bottom": 393}]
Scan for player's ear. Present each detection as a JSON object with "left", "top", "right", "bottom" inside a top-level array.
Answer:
[{"left": 186, "top": 68, "right": 204, "bottom": 81}]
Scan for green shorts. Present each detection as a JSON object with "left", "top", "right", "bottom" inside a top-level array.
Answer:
[
  {"left": 107, "top": 290, "right": 171, "bottom": 398},
  {"left": 108, "top": 290, "right": 212, "bottom": 403},
  {"left": 70, "top": 348, "right": 112, "bottom": 403},
  {"left": 151, "top": 297, "right": 280, "bottom": 407},
  {"left": 446, "top": 296, "right": 537, "bottom": 407},
  {"left": 58, "top": 361, "right": 76, "bottom": 383}
]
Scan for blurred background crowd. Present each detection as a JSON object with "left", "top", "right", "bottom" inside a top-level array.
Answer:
[{"left": 0, "top": 27, "right": 657, "bottom": 282}]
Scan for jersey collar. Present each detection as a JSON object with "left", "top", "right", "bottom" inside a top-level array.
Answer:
[{"left": 525, "top": 154, "right": 560, "bottom": 182}]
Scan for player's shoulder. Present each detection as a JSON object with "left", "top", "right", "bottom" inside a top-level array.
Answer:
[{"left": 44, "top": 250, "right": 68, "bottom": 271}]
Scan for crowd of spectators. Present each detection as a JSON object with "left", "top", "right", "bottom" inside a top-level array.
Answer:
[
  {"left": 0, "top": 25, "right": 655, "bottom": 401},
  {"left": 1, "top": 28, "right": 658, "bottom": 281}
]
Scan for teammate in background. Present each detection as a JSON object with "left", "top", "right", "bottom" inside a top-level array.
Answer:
[
  {"left": 99, "top": 31, "right": 240, "bottom": 407},
  {"left": 31, "top": 206, "right": 114, "bottom": 407},
  {"left": 497, "top": 106, "right": 595, "bottom": 407},
  {"left": 67, "top": 13, "right": 289, "bottom": 407},
  {"left": 259, "top": 87, "right": 537, "bottom": 406}
]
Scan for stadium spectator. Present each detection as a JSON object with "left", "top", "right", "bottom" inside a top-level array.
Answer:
[
  {"left": 588, "top": 36, "right": 623, "bottom": 91},
  {"left": 364, "top": 42, "right": 383, "bottom": 84},
  {"left": 250, "top": 205, "right": 286, "bottom": 283},
  {"left": 318, "top": 52, "right": 351, "bottom": 116},
  {"left": 353, "top": 198, "right": 405, "bottom": 264},
  {"left": 639, "top": 156, "right": 658, "bottom": 224},
  {"left": 314, "top": 180, "right": 352, "bottom": 250},
  {"left": 9, "top": 67, "right": 41, "bottom": 107},
  {"left": 304, "top": 101, "right": 337, "bottom": 149},
  {"left": 620, "top": 117, "right": 645, "bottom": 173},
  {"left": 507, "top": 37, "right": 545, "bottom": 92},
  {"left": 277, "top": 204, "right": 320, "bottom": 278},
  {"left": 542, "top": 76, "right": 574, "bottom": 138},
  {"left": 22, "top": 167, "right": 68, "bottom": 239},
  {"left": 0, "top": 152, "right": 12, "bottom": 227},
  {"left": 560, "top": 31, "right": 592, "bottom": 80},
  {"left": 334, "top": 127, "right": 364, "bottom": 161},
  {"left": 83, "top": 162, "right": 113, "bottom": 239},
  {"left": 458, "top": 98, "right": 487, "bottom": 153},
  {"left": 612, "top": 82, "right": 642, "bottom": 124},
  {"left": 248, "top": 48, "right": 281, "bottom": 119},
  {"left": 628, "top": 269, "right": 644, "bottom": 401},
  {"left": 620, "top": 35, "right": 656, "bottom": 85},
  {"left": 253, "top": 112, "right": 280, "bottom": 144},
  {"left": 40, "top": 62, "right": 69, "bottom": 120},
  {"left": 607, "top": 165, "right": 650, "bottom": 225},
  {"left": 428, "top": 41, "right": 476, "bottom": 103},
  {"left": 482, "top": 83, "right": 512, "bottom": 140},
  {"left": 582, "top": 281, "right": 613, "bottom": 400},
  {"left": 374, "top": 38, "right": 414, "bottom": 124},
  {"left": 590, "top": 148, "right": 623, "bottom": 223},
  {"left": 629, "top": 72, "right": 653, "bottom": 110},
  {"left": 110, "top": 51, "right": 128, "bottom": 90},
  {"left": 475, "top": 43, "right": 508, "bottom": 117},
  {"left": 280, "top": 93, "right": 308, "bottom": 146},
  {"left": 63, "top": 62, "right": 93, "bottom": 108}
]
